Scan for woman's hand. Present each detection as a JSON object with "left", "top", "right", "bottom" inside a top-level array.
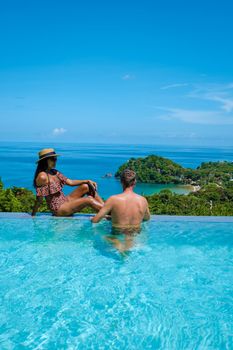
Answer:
[
  {"left": 31, "top": 196, "right": 43, "bottom": 216},
  {"left": 86, "top": 180, "right": 97, "bottom": 191}
]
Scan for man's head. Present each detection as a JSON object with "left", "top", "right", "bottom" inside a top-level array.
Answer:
[{"left": 120, "top": 169, "right": 136, "bottom": 189}]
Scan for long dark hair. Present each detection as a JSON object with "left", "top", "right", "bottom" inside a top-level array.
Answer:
[{"left": 33, "top": 158, "right": 49, "bottom": 188}]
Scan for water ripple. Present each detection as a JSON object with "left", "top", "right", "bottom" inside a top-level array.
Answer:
[{"left": 0, "top": 219, "right": 233, "bottom": 349}]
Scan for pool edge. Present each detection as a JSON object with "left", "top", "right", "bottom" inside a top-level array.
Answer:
[{"left": 0, "top": 212, "right": 233, "bottom": 223}]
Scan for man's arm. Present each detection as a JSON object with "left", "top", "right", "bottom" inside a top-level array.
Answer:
[
  {"left": 143, "top": 200, "right": 150, "bottom": 221},
  {"left": 91, "top": 197, "right": 113, "bottom": 224}
]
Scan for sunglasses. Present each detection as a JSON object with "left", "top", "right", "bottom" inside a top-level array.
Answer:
[{"left": 48, "top": 157, "right": 57, "bottom": 162}]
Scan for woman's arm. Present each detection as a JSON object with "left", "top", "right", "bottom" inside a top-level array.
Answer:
[
  {"left": 66, "top": 178, "right": 97, "bottom": 189},
  {"left": 31, "top": 196, "right": 43, "bottom": 216}
]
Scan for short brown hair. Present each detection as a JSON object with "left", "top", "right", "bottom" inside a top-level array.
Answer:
[{"left": 120, "top": 169, "right": 136, "bottom": 187}]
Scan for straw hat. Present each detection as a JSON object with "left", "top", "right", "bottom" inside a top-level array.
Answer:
[{"left": 36, "top": 148, "right": 60, "bottom": 163}]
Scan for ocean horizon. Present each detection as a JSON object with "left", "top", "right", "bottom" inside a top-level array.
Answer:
[{"left": 0, "top": 142, "right": 233, "bottom": 198}]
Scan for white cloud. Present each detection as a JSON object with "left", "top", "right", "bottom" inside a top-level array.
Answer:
[
  {"left": 121, "top": 74, "right": 134, "bottom": 80},
  {"left": 52, "top": 127, "right": 67, "bottom": 136},
  {"left": 201, "top": 94, "right": 233, "bottom": 113},
  {"left": 159, "top": 108, "right": 233, "bottom": 125},
  {"left": 155, "top": 81, "right": 233, "bottom": 127},
  {"left": 160, "top": 83, "right": 189, "bottom": 90},
  {"left": 187, "top": 83, "right": 233, "bottom": 112}
]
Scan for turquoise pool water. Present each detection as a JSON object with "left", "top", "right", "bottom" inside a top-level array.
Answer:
[{"left": 0, "top": 216, "right": 233, "bottom": 349}]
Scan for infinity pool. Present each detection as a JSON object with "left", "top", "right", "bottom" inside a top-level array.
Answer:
[{"left": 0, "top": 215, "right": 233, "bottom": 349}]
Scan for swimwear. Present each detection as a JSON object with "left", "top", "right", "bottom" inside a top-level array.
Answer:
[
  {"left": 111, "top": 225, "right": 141, "bottom": 236},
  {"left": 36, "top": 171, "right": 68, "bottom": 215}
]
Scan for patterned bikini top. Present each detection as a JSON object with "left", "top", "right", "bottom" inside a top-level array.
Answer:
[{"left": 36, "top": 171, "right": 68, "bottom": 197}]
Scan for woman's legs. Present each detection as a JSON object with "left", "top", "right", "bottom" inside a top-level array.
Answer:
[
  {"left": 67, "top": 183, "right": 89, "bottom": 199},
  {"left": 67, "top": 184, "right": 104, "bottom": 205},
  {"left": 56, "top": 184, "right": 104, "bottom": 216},
  {"left": 56, "top": 196, "right": 103, "bottom": 216},
  {"left": 92, "top": 192, "right": 104, "bottom": 205}
]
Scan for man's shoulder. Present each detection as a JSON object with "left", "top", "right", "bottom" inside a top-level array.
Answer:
[
  {"left": 134, "top": 193, "right": 148, "bottom": 204},
  {"left": 105, "top": 194, "right": 124, "bottom": 205},
  {"left": 107, "top": 194, "right": 121, "bottom": 201},
  {"left": 133, "top": 192, "right": 146, "bottom": 200}
]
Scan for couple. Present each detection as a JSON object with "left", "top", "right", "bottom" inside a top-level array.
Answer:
[{"left": 32, "top": 148, "right": 150, "bottom": 230}]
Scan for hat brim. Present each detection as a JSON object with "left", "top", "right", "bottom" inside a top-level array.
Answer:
[{"left": 36, "top": 154, "right": 60, "bottom": 163}]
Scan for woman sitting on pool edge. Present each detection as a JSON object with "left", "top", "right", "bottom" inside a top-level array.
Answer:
[{"left": 32, "top": 148, "right": 104, "bottom": 216}]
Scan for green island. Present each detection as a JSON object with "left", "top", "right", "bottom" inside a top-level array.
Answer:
[
  {"left": 115, "top": 155, "right": 233, "bottom": 186},
  {"left": 1, "top": 155, "right": 233, "bottom": 215}
]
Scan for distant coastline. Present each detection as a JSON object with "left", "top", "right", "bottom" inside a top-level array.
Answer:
[
  {"left": 176, "top": 184, "right": 196, "bottom": 192},
  {"left": 176, "top": 184, "right": 201, "bottom": 192}
]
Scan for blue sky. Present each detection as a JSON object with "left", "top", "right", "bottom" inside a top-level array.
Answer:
[{"left": 0, "top": 0, "right": 233, "bottom": 145}]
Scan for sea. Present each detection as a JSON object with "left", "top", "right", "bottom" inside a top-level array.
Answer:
[{"left": 0, "top": 142, "right": 232, "bottom": 198}]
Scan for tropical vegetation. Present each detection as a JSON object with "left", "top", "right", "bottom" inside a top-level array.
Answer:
[{"left": 146, "top": 183, "right": 233, "bottom": 216}]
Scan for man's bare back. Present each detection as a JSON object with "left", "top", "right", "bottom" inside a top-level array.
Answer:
[
  {"left": 91, "top": 189, "right": 150, "bottom": 228},
  {"left": 91, "top": 169, "right": 150, "bottom": 229}
]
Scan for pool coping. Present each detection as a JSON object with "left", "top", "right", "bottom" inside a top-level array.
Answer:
[{"left": 0, "top": 212, "right": 233, "bottom": 223}]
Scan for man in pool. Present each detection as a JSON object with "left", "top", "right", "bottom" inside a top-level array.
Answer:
[{"left": 91, "top": 169, "right": 150, "bottom": 232}]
